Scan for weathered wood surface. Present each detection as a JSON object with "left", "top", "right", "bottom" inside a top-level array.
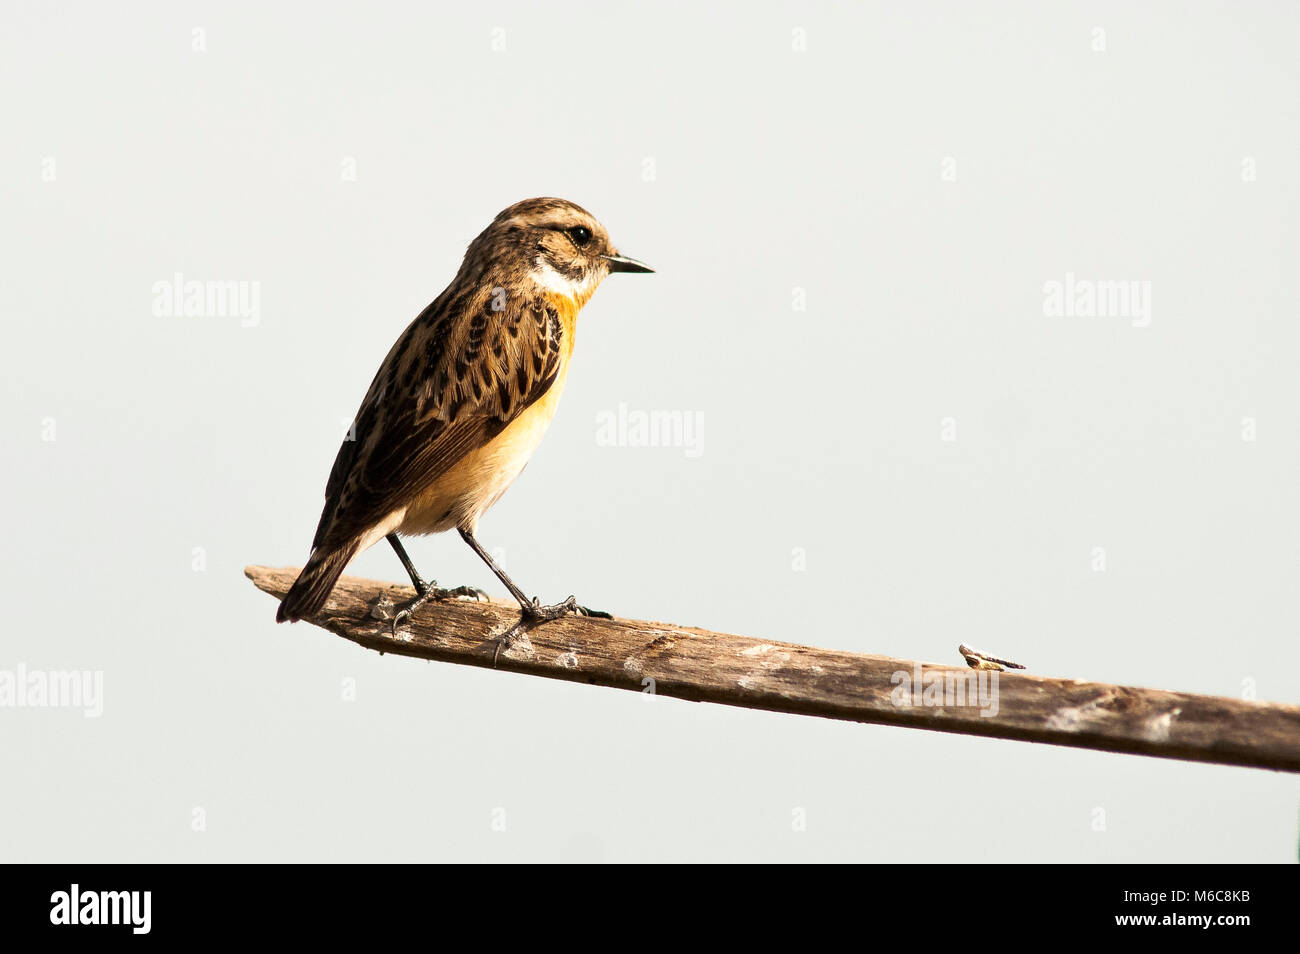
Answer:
[{"left": 246, "top": 565, "right": 1300, "bottom": 773}]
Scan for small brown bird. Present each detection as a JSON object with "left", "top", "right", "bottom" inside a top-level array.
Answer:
[{"left": 277, "top": 197, "right": 652, "bottom": 630}]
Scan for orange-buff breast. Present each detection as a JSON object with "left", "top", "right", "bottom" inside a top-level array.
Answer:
[{"left": 398, "top": 296, "right": 581, "bottom": 537}]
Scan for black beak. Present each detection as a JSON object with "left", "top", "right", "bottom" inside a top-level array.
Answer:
[{"left": 602, "top": 254, "right": 654, "bottom": 274}]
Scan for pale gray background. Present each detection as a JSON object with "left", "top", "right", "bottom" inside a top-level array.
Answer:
[{"left": 2, "top": 1, "right": 1297, "bottom": 862}]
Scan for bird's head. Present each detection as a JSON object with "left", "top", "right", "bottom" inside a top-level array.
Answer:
[{"left": 464, "top": 197, "right": 653, "bottom": 306}]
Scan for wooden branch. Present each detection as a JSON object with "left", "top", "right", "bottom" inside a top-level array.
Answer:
[{"left": 246, "top": 565, "right": 1300, "bottom": 773}]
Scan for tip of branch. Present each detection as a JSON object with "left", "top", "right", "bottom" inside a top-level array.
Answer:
[{"left": 244, "top": 565, "right": 302, "bottom": 600}]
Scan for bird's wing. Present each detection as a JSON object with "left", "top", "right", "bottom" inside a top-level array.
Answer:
[{"left": 310, "top": 285, "right": 566, "bottom": 553}]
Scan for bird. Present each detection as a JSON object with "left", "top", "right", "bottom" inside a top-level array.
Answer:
[{"left": 276, "top": 197, "right": 652, "bottom": 633}]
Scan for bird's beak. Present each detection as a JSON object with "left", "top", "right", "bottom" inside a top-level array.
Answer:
[{"left": 602, "top": 254, "right": 654, "bottom": 274}]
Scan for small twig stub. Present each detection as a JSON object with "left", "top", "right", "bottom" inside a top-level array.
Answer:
[{"left": 958, "top": 643, "right": 1027, "bottom": 672}]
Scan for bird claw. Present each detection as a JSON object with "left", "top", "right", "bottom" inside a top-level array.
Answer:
[
  {"left": 517, "top": 595, "right": 612, "bottom": 623},
  {"left": 388, "top": 581, "right": 490, "bottom": 635},
  {"left": 390, "top": 607, "right": 413, "bottom": 636},
  {"left": 442, "top": 584, "right": 490, "bottom": 602},
  {"left": 490, "top": 595, "right": 609, "bottom": 666},
  {"left": 521, "top": 595, "right": 578, "bottom": 623},
  {"left": 492, "top": 622, "right": 527, "bottom": 666}
]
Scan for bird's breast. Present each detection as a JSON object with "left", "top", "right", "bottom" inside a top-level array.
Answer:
[{"left": 399, "top": 296, "right": 581, "bottom": 535}]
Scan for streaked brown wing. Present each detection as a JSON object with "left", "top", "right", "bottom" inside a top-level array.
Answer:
[{"left": 310, "top": 286, "right": 564, "bottom": 553}]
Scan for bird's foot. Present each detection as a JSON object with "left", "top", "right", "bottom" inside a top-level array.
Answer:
[
  {"left": 390, "top": 581, "right": 490, "bottom": 634},
  {"left": 521, "top": 595, "right": 612, "bottom": 623},
  {"left": 436, "top": 583, "right": 491, "bottom": 603},
  {"left": 490, "top": 596, "right": 611, "bottom": 665},
  {"left": 521, "top": 595, "right": 578, "bottom": 623}
]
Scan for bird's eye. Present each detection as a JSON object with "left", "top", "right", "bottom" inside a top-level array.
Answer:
[{"left": 568, "top": 226, "right": 592, "bottom": 247}]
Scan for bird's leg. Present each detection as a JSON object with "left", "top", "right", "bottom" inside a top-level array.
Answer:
[
  {"left": 457, "top": 527, "right": 611, "bottom": 654},
  {"left": 388, "top": 532, "right": 427, "bottom": 590},
  {"left": 386, "top": 533, "right": 487, "bottom": 633},
  {"left": 388, "top": 533, "right": 486, "bottom": 600}
]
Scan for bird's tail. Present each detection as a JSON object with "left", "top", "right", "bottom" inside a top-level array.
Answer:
[{"left": 277, "top": 542, "right": 359, "bottom": 623}]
